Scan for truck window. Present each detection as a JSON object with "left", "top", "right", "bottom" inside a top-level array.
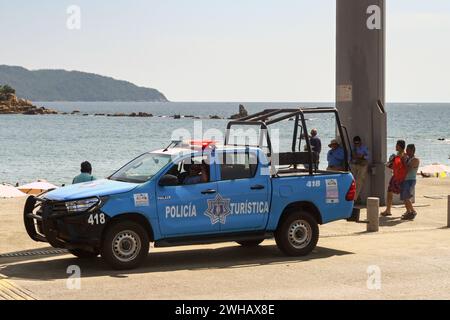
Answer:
[
  {"left": 110, "top": 153, "right": 172, "bottom": 183},
  {"left": 220, "top": 152, "right": 258, "bottom": 181}
]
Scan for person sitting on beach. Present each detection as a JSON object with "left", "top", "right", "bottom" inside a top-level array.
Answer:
[
  {"left": 72, "top": 161, "right": 97, "bottom": 184},
  {"left": 381, "top": 140, "right": 407, "bottom": 217},
  {"left": 400, "top": 144, "right": 420, "bottom": 221},
  {"left": 327, "top": 139, "right": 345, "bottom": 171}
]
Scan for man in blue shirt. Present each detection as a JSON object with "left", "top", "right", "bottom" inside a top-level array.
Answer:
[
  {"left": 327, "top": 139, "right": 345, "bottom": 171},
  {"left": 72, "top": 161, "right": 96, "bottom": 184},
  {"left": 310, "top": 129, "right": 322, "bottom": 170},
  {"left": 351, "top": 136, "right": 370, "bottom": 202}
]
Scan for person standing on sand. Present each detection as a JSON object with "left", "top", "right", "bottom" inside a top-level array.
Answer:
[
  {"left": 381, "top": 140, "right": 407, "bottom": 217},
  {"left": 351, "top": 136, "right": 370, "bottom": 203},
  {"left": 400, "top": 144, "right": 420, "bottom": 221},
  {"left": 72, "top": 161, "right": 96, "bottom": 184}
]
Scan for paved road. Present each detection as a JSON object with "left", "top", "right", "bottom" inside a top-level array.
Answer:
[{"left": 1, "top": 178, "right": 449, "bottom": 300}]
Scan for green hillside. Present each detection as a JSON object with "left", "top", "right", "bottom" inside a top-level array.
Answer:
[{"left": 0, "top": 65, "right": 168, "bottom": 102}]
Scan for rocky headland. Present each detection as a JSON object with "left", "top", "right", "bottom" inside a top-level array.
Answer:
[
  {"left": 0, "top": 92, "right": 58, "bottom": 115},
  {"left": 0, "top": 85, "right": 251, "bottom": 120}
]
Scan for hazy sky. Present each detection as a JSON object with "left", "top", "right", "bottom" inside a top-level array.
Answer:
[{"left": 1, "top": 1, "right": 449, "bottom": 102}]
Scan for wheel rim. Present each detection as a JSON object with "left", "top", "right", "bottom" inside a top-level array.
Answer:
[
  {"left": 112, "top": 230, "right": 141, "bottom": 263},
  {"left": 288, "top": 220, "right": 312, "bottom": 249}
]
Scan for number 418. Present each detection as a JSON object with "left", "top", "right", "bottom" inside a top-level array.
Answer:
[
  {"left": 306, "top": 181, "right": 321, "bottom": 188},
  {"left": 88, "top": 213, "right": 106, "bottom": 225}
]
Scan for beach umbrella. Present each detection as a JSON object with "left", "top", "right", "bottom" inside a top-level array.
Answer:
[
  {"left": 419, "top": 163, "right": 450, "bottom": 176},
  {"left": 0, "top": 184, "right": 27, "bottom": 198},
  {"left": 18, "top": 180, "right": 58, "bottom": 195}
]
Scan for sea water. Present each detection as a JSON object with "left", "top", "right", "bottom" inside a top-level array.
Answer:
[{"left": 1, "top": 102, "right": 449, "bottom": 185}]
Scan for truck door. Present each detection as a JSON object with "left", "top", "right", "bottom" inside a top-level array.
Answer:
[
  {"left": 216, "top": 150, "right": 270, "bottom": 232},
  {"left": 156, "top": 154, "right": 220, "bottom": 237}
]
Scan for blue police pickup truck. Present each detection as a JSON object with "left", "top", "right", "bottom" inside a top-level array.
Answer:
[{"left": 24, "top": 108, "right": 356, "bottom": 270}]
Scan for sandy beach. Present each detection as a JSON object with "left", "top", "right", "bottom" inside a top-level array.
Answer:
[{"left": 1, "top": 178, "right": 449, "bottom": 300}]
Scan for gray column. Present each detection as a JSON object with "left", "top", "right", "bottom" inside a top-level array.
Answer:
[{"left": 336, "top": 0, "right": 388, "bottom": 205}]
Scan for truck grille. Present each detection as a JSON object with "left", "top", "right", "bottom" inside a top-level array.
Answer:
[
  {"left": 40, "top": 199, "right": 69, "bottom": 216},
  {"left": 51, "top": 202, "right": 69, "bottom": 215}
]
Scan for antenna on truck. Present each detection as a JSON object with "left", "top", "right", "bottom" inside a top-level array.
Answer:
[{"left": 163, "top": 140, "right": 182, "bottom": 152}]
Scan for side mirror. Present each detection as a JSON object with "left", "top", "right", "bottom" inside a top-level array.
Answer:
[{"left": 159, "top": 174, "right": 179, "bottom": 187}]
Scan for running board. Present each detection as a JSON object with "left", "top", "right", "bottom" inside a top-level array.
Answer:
[{"left": 155, "top": 232, "right": 274, "bottom": 248}]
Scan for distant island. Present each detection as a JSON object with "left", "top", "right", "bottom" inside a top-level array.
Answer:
[{"left": 0, "top": 65, "right": 168, "bottom": 102}]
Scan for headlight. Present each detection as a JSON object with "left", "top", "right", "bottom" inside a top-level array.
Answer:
[{"left": 65, "top": 198, "right": 100, "bottom": 213}]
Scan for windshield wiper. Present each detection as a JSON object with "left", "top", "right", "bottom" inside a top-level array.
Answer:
[{"left": 110, "top": 177, "right": 134, "bottom": 183}]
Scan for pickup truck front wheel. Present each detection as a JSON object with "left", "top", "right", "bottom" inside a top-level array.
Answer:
[
  {"left": 101, "top": 221, "right": 149, "bottom": 270},
  {"left": 275, "top": 211, "right": 319, "bottom": 256}
]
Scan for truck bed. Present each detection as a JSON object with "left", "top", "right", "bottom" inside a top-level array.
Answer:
[{"left": 275, "top": 167, "right": 348, "bottom": 177}]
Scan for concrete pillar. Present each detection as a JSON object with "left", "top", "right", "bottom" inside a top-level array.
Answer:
[
  {"left": 367, "top": 197, "right": 380, "bottom": 232},
  {"left": 336, "top": 0, "right": 388, "bottom": 205}
]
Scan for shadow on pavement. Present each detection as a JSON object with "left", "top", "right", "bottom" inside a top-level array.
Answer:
[
  {"left": 379, "top": 216, "right": 412, "bottom": 227},
  {"left": 0, "top": 244, "right": 353, "bottom": 281}
]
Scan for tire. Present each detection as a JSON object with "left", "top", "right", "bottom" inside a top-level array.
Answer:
[
  {"left": 101, "top": 221, "right": 149, "bottom": 270},
  {"left": 69, "top": 249, "right": 99, "bottom": 259},
  {"left": 275, "top": 211, "right": 319, "bottom": 256},
  {"left": 236, "top": 239, "right": 265, "bottom": 247}
]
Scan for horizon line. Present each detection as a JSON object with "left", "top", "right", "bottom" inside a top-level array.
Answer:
[{"left": 34, "top": 100, "right": 450, "bottom": 104}]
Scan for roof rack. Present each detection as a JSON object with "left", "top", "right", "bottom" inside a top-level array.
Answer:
[
  {"left": 225, "top": 107, "right": 350, "bottom": 172},
  {"left": 238, "top": 107, "right": 341, "bottom": 124}
]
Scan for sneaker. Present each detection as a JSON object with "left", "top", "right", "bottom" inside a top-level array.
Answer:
[{"left": 401, "top": 212, "right": 417, "bottom": 221}]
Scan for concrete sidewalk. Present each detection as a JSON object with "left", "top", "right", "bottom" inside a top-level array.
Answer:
[{"left": 0, "top": 178, "right": 449, "bottom": 300}]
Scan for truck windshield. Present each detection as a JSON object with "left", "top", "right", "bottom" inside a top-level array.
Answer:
[{"left": 110, "top": 153, "right": 172, "bottom": 184}]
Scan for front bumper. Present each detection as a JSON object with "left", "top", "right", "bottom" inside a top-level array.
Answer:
[{"left": 23, "top": 196, "right": 110, "bottom": 251}]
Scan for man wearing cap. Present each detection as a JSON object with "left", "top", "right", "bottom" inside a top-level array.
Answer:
[{"left": 327, "top": 139, "right": 345, "bottom": 171}]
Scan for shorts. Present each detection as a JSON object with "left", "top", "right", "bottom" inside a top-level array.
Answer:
[
  {"left": 388, "top": 177, "right": 402, "bottom": 194},
  {"left": 400, "top": 180, "right": 416, "bottom": 201}
]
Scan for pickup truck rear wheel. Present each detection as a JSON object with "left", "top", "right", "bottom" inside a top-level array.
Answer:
[
  {"left": 69, "top": 249, "right": 99, "bottom": 259},
  {"left": 236, "top": 239, "right": 264, "bottom": 247},
  {"left": 101, "top": 221, "right": 149, "bottom": 270},
  {"left": 275, "top": 211, "right": 319, "bottom": 256}
]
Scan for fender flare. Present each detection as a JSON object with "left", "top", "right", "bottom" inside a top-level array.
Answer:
[
  {"left": 105, "top": 213, "right": 155, "bottom": 242},
  {"left": 278, "top": 201, "right": 323, "bottom": 228}
]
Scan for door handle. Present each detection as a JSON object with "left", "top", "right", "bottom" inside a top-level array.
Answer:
[
  {"left": 251, "top": 185, "right": 265, "bottom": 190},
  {"left": 201, "top": 189, "right": 217, "bottom": 195}
]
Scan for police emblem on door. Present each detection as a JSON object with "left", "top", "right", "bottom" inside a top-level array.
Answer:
[{"left": 205, "top": 194, "right": 231, "bottom": 225}]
